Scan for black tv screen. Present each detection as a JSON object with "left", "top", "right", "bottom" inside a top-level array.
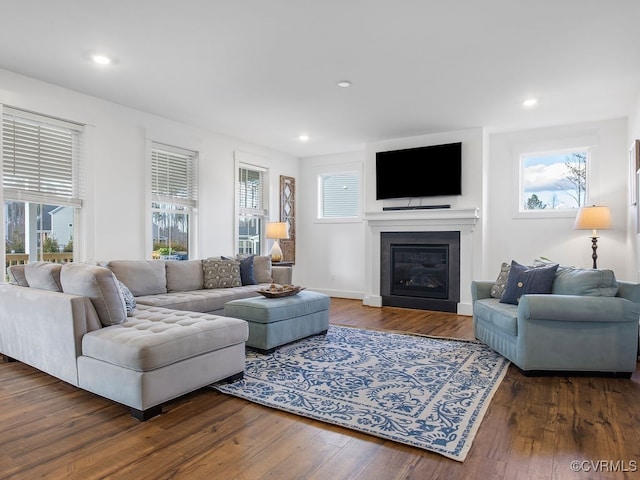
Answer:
[{"left": 375, "top": 142, "right": 462, "bottom": 200}]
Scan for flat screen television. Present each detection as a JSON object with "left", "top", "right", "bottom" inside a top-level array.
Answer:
[{"left": 375, "top": 142, "right": 462, "bottom": 200}]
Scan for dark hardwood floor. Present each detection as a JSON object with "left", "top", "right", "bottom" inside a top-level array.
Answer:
[{"left": 1, "top": 298, "right": 639, "bottom": 479}]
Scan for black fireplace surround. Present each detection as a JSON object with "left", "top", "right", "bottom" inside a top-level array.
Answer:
[{"left": 380, "top": 231, "right": 460, "bottom": 312}]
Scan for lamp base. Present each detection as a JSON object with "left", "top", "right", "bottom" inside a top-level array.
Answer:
[
  {"left": 270, "top": 239, "right": 283, "bottom": 262},
  {"left": 590, "top": 236, "right": 599, "bottom": 269}
]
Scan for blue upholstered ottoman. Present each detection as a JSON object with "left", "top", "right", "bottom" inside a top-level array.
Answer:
[{"left": 224, "top": 290, "right": 330, "bottom": 353}]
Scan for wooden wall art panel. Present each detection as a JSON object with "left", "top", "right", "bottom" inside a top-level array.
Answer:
[{"left": 279, "top": 175, "right": 295, "bottom": 263}]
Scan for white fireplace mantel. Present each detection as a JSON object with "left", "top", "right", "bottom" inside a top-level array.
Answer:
[
  {"left": 363, "top": 207, "right": 480, "bottom": 315},
  {"left": 364, "top": 208, "right": 479, "bottom": 230}
]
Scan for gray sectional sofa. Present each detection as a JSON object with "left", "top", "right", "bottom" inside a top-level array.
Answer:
[{"left": 0, "top": 256, "right": 292, "bottom": 420}]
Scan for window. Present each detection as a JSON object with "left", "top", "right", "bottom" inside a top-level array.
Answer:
[
  {"left": 318, "top": 171, "right": 360, "bottom": 220},
  {"left": 2, "top": 106, "right": 84, "bottom": 268},
  {"left": 520, "top": 149, "right": 588, "bottom": 212},
  {"left": 150, "top": 143, "right": 198, "bottom": 260},
  {"left": 237, "top": 164, "right": 267, "bottom": 255}
]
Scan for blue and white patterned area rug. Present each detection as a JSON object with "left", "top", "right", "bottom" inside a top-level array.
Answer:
[{"left": 213, "top": 325, "right": 510, "bottom": 462}]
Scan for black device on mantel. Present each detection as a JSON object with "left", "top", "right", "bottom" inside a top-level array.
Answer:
[
  {"left": 382, "top": 205, "right": 451, "bottom": 211},
  {"left": 375, "top": 142, "right": 462, "bottom": 200}
]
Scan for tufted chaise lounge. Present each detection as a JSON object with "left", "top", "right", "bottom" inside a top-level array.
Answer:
[{"left": 78, "top": 304, "right": 248, "bottom": 420}]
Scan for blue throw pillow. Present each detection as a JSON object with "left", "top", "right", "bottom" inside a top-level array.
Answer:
[
  {"left": 499, "top": 260, "right": 559, "bottom": 305},
  {"left": 237, "top": 255, "right": 257, "bottom": 285}
]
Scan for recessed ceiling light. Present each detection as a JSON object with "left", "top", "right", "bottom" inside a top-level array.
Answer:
[
  {"left": 523, "top": 98, "right": 538, "bottom": 107},
  {"left": 91, "top": 54, "right": 112, "bottom": 65},
  {"left": 337, "top": 80, "right": 352, "bottom": 88},
  {"left": 298, "top": 135, "right": 310, "bottom": 142}
]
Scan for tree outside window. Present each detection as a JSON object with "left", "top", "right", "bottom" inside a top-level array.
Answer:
[{"left": 521, "top": 151, "right": 588, "bottom": 211}]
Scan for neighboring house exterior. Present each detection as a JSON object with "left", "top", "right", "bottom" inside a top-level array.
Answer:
[{"left": 49, "top": 206, "right": 73, "bottom": 250}]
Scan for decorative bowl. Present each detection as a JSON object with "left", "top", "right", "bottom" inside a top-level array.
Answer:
[{"left": 257, "top": 285, "right": 306, "bottom": 298}]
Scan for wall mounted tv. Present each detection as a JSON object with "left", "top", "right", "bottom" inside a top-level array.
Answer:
[{"left": 375, "top": 142, "right": 462, "bottom": 200}]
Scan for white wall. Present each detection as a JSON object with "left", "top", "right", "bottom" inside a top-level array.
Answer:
[
  {"left": 295, "top": 151, "right": 365, "bottom": 298},
  {"left": 0, "top": 68, "right": 298, "bottom": 262},
  {"left": 297, "top": 120, "right": 632, "bottom": 304},
  {"left": 628, "top": 93, "right": 640, "bottom": 281},
  {"left": 486, "top": 118, "right": 630, "bottom": 281}
]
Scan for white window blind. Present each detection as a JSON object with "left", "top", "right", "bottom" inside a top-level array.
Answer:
[
  {"left": 151, "top": 143, "right": 198, "bottom": 208},
  {"left": 321, "top": 172, "right": 359, "bottom": 218},
  {"left": 238, "top": 165, "right": 266, "bottom": 216},
  {"left": 2, "top": 107, "right": 84, "bottom": 207}
]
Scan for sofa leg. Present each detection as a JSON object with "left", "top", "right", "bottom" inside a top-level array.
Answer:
[
  {"left": 221, "top": 371, "right": 244, "bottom": 383},
  {"left": 2, "top": 355, "right": 17, "bottom": 363},
  {"left": 130, "top": 404, "right": 162, "bottom": 422}
]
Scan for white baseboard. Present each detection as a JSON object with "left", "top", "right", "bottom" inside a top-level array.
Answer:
[
  {"left": 308, "top": 288, "right": 363, "bottom": 300},
  {"left": 457, "top": 302, "right": 473, "bottom": 316}
]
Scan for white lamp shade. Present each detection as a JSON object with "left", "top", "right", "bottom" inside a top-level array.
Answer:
[
  {"left": 574, "top": 206, "right": 612, "bottom": 232},
  {"left": 265, "top": 222, "right": 289, "bottom": 239}
]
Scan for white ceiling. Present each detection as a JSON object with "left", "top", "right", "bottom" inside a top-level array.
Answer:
[{"left": 1, "top": 0, "right": 639, "bottom": 158}]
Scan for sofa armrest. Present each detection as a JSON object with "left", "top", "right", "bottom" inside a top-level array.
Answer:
[
  {"left": 0, "top": 285, "right": 102, "bottom": 386},
  {"left": 518, "top": 294, "right": 640, "bottom": 324},
  {"left": 272, "top": 266, "right": 292, "bottom": 285},
  {"left": 471, "top": 280, "right": 494, "bottom": 303},
  {"left": 616, "top": 280, "right": 640, "bottom": 303}
]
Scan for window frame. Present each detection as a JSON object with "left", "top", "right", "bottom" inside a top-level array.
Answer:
[
  {"left": 148, "top": 141, "right": 199, "bottom": 260},
  {"left": 1, "top": 105, "right": 85, "bottom": 268},
  {"left": 234, "top": 152, "right": 269, "bottom": 256},
  {"left": 512, "top": 134, "right": 597, "bottom": 219},
  {"left": 316, "top": 170, "right": 362, "bottom": 224}
]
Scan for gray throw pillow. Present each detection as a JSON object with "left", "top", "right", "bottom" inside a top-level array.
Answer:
[
  {"left": 202, "top": 258, "right": 242, "bottom": 288},
  {"left": 490, "top": 262, "right": 511, "bottom": 299},
  {"left": 252, "top": 255, "right": 273, "bottom": 284}
]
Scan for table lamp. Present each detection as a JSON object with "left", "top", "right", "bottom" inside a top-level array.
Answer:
[
  {"left": 265, "top": 222, "right": 289, "bottom": 262},
  {"left": 574, "top": 205, "right": 612, "bottom": 269}
]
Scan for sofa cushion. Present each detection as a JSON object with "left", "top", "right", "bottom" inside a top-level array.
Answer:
[
  {"left": 490, "top": 262, "right": 511, "bottom": 299},
  {"left": 6, "top": 264, "right": 28, "bottom": 286},
  {"left": 107, "top": 260, "right": 167, "bottom": 297},
  {"left": 60, "top": 263, "right": 127, "bottom": 326},
  {"left": 82, "top": 305, "right": 249, "bottom": 371},
  {"left": 474, "top": 298, "right": 519, "bottom": 336},
  {"left": 236, "top": 255, "right": 257, "bottom": 285},
  {"left": 202, "top": 258, "right": 242, "bottom": 288},
  {"left": 135, "top": 284, "right": 264, "bottom": 313},
  {"left": 166, "top": 260, "right": 205, "bottom": 292},
  {"left": 500, "top": 260, "right": 559, "bottom": 305},
  {"left": 252, "top": 255, "right": 273, "bottom": 284},
  {"left": 24, "top": 262, "right": 63, "bottom": 291},
  {"left": 551, "top": 267, "right": 618, "bottom": 296}
]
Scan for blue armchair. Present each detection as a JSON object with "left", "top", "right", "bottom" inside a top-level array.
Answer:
[{"left": 471, "top": 268, "right": 640, "bottom": 377}]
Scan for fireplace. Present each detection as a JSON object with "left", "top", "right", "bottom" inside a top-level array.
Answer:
[{"left": 381, "top": 231, "right": 460, "bottom": 312}]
